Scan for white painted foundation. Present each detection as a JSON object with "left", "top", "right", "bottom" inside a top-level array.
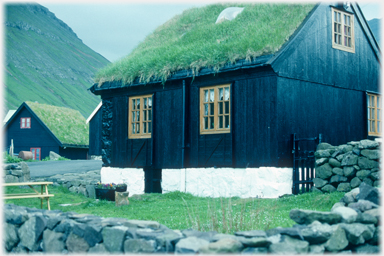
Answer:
[{"left": 100, "top": 166, "right": 293, "bottom": 198}]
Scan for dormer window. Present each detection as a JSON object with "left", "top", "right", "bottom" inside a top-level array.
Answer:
[
  {"left": 332, "top": 7, "right": 355, "bottom": 53},
  {"left": 20, "top": 117, "right": 31, "bottom": 129}
]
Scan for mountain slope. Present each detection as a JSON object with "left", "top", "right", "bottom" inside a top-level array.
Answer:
[{"left": 4, "top": 4, "right": 110, "bottom": 117}]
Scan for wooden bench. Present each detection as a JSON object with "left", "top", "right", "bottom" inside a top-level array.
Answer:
[{"left": 3, "top": 182, "right": 54, "bottom": 210}]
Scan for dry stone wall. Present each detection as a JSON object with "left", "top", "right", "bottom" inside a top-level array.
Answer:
[
  {"left": 3, "top": 162, "right": 31, "bottom": 183},
  {"left": 4, "top": 182, "right": 380, "bottom": 254},
  {"left": 313, "top": 139, "right": 380, "bottom": 193}
]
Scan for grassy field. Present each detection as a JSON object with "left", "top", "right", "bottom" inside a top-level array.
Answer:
[{"left": 3, "top": 185, "right": 344, "bottom": 234}]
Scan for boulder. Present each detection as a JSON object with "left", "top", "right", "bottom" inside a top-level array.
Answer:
[
  {"left": 355, "top": 213, "right": 378, "bottom": 225},
  {"left": 289, "top": 209, "right": 341, "bottom": 225},
  {"left": 88, "top": 243, "right": 108, "bottom": 253},
  {"left": 124, "top": 239, "right": 156, "bottom": 253},
  {"left": 49, "top": 151, "right": 61, "bottom": 161},
  {"left": 343, "top": 166, "right": 356, "bottom": 177},
  {"left": 356, "top": 183, "right": 379, "bottom": 205},
  {"left": 199, "top": 238, "right": 243, "bottom": 254},
  {"left": 18, "top": 215, "right": 47, "bottom": 251},
  {"left": 268, "top": 235, "right": 309, "bottom": 254},
  {"left": 357, "top": 157, "right": 379, "bottom": 169},
  {"left": 234, "top": 230, "right": 267, "bottom": 238},
  {"left": 369, "top": 171, "right": 379, "bottom": 181},
  {"left": 86, "top": 185, "right": 96, "bottom": 199},
  {"left": 300, "top": 221, "right": 333, "bottom": 244},
  {"left": 348, "top": 199, "right": 379, "bottom": 212},
  {"left": 362, "top": 177, "right": 373, "bottom": 186},
  {"left": 316, "top": 158, "right": 328, "bottom": 166},
  {"left": 331, "top": 167, "right": 343, "bottom": 175},
  {"left": 4, "top": 223, "right": 19, "bottom": 251},
  {"left": 316, "top": 163, "right": 333, "bottom": 179},
  {"left": 355, "top": 244, "right": 380, "bottom": 254},
  {"left": 102, "top": 226, "right": 129, "bottom": 252},
  {"left": 42, "top": 229, "right": 65, "bottom": 253},
  {"left": 356, "top": 170, "right": 371, "bottom": 180},
  {"left": 317, "top": 143, "right": 334, "bottom": 151},
  {"left": 321, "top": 184, "right": 336, "bottom": 193},
  {"left": 331, "top": 206, "right": 357, "bottom": 223},
  {"left": 358, "top": 140, "right": 379, "bottom": 149},
  {"left": 350, "top": 177, "right": 362, "bottom": 189},
  {"left": 339, "top": 223, "right": 374, "bottom": 245},
  {"left": 324, "top": 226, "right": 349, "bottom": 252},
  {"left": 341, "top": 152, "right": 358, "bottom": 166},
  {"left": 337, "top": 183, "right": 351, "bottom": 192},
  {"left": 66, "top": 233, "right": 89, "bottom": 253},
  {"left": 313, "top": 178, "right": 328, "bottom": 188},
  {"left": 174, "top": 237, "right": 207, "bottom": 254},
  {"left": 330, "top": 175, "right": 348, "bottom": 184},
  {"left": 360, "top": 149, "right": 380, "bottom": 160}
]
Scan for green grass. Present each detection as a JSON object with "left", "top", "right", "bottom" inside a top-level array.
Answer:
[
  {"left": 4, "top": 185, "right": 344, "bottom": 234},
  {"left": 26, "top": 101, "right": 89, "bottom": 145},
  {"left": 95, "top": 3, "right": 315, "bottom": 86}
]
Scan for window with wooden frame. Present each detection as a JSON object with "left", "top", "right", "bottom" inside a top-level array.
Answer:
[
  {"left": 367, "top": 93, "right": 381, "bottom": 136},
  {"left": 200, "top": 84, "right": 231, "bottom": 134},
  {"left": 20, "top": 117, "right": 31, "bottom": 129},
  {"left": 128, "top": 94, "right": 152, "bottom": 139},
  {"left": 332, "top": 7, "right": 355, "bottom": 53},
  {"left": 30, "top": 148, "right": 41, "bottom": 160}
]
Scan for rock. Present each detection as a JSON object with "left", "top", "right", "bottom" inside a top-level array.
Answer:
[
  {"left": 311, "top": 187, "right": 323, "bottom": 193},
  {"left": 241, "top": 247, "right": 268, "bottom": 254},
  {"left": 373, "top": 180, "right": 379, "bottom": 187},
  {"left": 324, "top": 226, "right": 349, "bottom": 252},
  {"left": 330, "top": 175, "right": 348, "bottom": 184},
  {"left": 369, "top": 171, "right": 379, "bottom": 181},
  {"left": 49, "top": 151, "right": 61, "bottom": 161},
  {"left": 199, "top": 238, "right": 243, "bottom": 254},
  {"left": 369, "top": 226, "right": 380, "bottom": 245},
  {"left": 339, "top": 223, "right": 375, "bottom": 245},
  {"left": 42, "top": 229, "right": 65, "bottom": 253},
  {"left": 358, "top": 157, "right": 379, "bottom": 169},
  {"left": 102, "top": 226, "right": 129, "bottom": 252},
  {"left": 362, "top": 178, "right": 373, "bottom": 186},
  {"left": 313, "top": 178, "right": 328, "bottom": 188},
  {"left": 321, "top": 184, "right": 336, "bottom": 193},
  {"left": 301, "top": 221, "right": 333, "bottom": 244},
  {"left": 356, "top": 170, "right": 371, "bottom": 180},
  {"left": 268, "top": 235, "right": 309, "bottom": 254},
  {"left": 175, "top": 237, "right": 209, "bottom": 254},
  {"left": 68, "top": 186, "right": 78, "bottom": 193},
  {"left": 343, "top": 166, "right": 356, "bottom": 177},
  {"left": 356, "top": 183, "right": 379, "bottom": 205},
  {"left": 331, "top": 202, "right": 345, "bottom": 211},
  {"left": 309, "top": 244, "right": 325, "bottom": 254},
  {"left": 66, "top": 232, "right": 89, "bottom": 253},
  {"left": 331, "top": 206, "right": 357, "bottom": 223},
  {"left": 332, "top": 167, "right": 343, "bottom": 175},
  {"left": 4, "top": 223, "right": 19, "bottom": 251},
  {"left": 235, "top": 230, "right": 267, "bottom": 238},
  {"left": 316, "top": 157, "right": 328, "bottom": 166},
  {"left": 265, "top": 226, "right": 305, "bottom": 239},
  {"left": 4, "top": 207, "right": 28, "bottom": 225},
  {"left": 360, "top": 149, "right": 380, "bottom": 160},
  {"left": 124, "top": 239, "right": 156, "bottom": 253},
  {"left": 337, "top": 183, "right": 351, "bottom": 192},
  {"left": 18, "top": 215, "right": 47, "bottom": 251},
  {"left": 358, "top": 140, "right": 379, "bottom": 149},
  {"left": 317, "top": 143, "right": 334, "bottom": 151},
  {"left": 88, "top": 243, "right": 108, "bottom": 253},
  {"left": 363, "top": 208, "right": 380, "bottom": 223},
  {"left": 72, "top": 223, "right": 103, "bottom": 247},
  {"left": 10, "top": 168, "right": 23, "bottom": 176},
  {"left": 289, "top": 209, "right": 342, "bottom": 225},
  {"left": 20, "top": 162, "right": 31, "bottom": 181},
  {"left": 86, "top": 185, "right": 96, "bottom": 199},
  {"left": 350, "top": 177, "right": 362, "bottom": 188},
  {"left": 125, "top": 220, "right": 160, "bottom": 229},
  {"left": 340, "top": 188, "right": 360, "bottom": 204},
  {"left": 316, "top": 163, "right": 333, "bottom": 179},
  {"left": 355, "top": 213, "right": 378, "bottom": 225},
  {"left": 115, "top": 191, "right": 130, "bottom": 207},
  {"left": 237, "top": 237, "right": 272, "bottom": 247},
  {"left": 341, "top": 152, "right": 358, "bottom": 166},
  {"left": 337, "top": 144, "right": 353, "bottom": 153},
  {"left": 5, "top": 175, "right": 19, "bottom": 183},
  {"left": 78, "top": 186, "right": 88, "bottom": 197},
  {"left": 355, "top": 244, "right": 380, "bottom": 254}
]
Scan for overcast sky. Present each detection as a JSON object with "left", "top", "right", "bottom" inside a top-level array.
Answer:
[{"left": 21, "top": 1, "right": 384, "bottom": 62}]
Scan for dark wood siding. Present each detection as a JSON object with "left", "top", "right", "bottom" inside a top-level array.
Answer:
[
  {"left": 89, "top": 108, "right": 102, "bottom": 156},
  {"left": 4, "top": 107, "right": 60, "bottom": 160},
  {"left": 59, "top": 147, "right": 88, "bottom": 160},
  {"left": 276, "top": 77, "right": 366, "bottom": 167}
]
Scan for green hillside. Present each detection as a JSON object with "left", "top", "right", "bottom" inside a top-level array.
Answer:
[{"left": 4, "top": 4, "right": 110, "bottom": 117}]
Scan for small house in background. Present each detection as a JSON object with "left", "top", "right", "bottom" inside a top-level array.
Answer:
[
  {"left": 86, "top": 102, "right": 103, "bottom": 159},
  {"left": 90, "top": 3, "right": 380, "bottom": 196},
  {"left": 3, "top": 101, "right": 89, "bottom": 160}
]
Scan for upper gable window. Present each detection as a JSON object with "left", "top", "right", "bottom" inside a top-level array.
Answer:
[
  {"left": 20, "top": 118, "right": 31, "bottom": 129},
  {"left": 367, "top": 93, "right": 381, "bottom": 136},
  {"left": 200, "top": 84, "right": 231, "bottom": 134},
  {"left": 128, "top": 95, "right": 152, "bottom": 139},
  {"left": 332, "top": 7, "right": 355, "bottom": 53}
]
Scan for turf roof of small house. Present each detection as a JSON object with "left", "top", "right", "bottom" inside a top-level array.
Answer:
[
  {"left": 26, "top": 101, "right": 89, "bottom": 146},
  {"left": 95, "top": 3, "right": 315, "bottom": 87}
]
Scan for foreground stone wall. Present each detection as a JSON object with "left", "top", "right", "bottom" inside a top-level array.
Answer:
[
  {"left": 3, "top": 162, "right": 30, "bottom": 183},
  {"left": 314, "top": 139, "right": 380, "bottom": 193},
  {"left": 4, "top": 182, "right": 380, "bottom": 254}
]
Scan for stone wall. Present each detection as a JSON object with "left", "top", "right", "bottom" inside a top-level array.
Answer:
[
  {"left": 4, "top": 182, "right": 380, "bottom": 254},
  {"left": 313, "top": 139, "right": 380, "bottom": 193},
  {"left": 3, "top": 162, "right": 31, "bottom": 183}
]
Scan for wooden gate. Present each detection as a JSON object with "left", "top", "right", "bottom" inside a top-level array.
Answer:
[{"left": 292, "top": 133, "right": 322, "bottom": 194}]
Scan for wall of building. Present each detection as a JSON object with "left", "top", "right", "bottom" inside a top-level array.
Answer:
[{"left": 100, "top": 167, "right": 292, "bottom": 198}]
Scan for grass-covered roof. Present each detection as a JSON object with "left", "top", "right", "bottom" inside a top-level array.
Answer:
[
  {"left": 26, "top": 101, "right": 89, "bottom": 146},
  {"left": 95, "top": 3, "right": 315, "bottom": 87}
]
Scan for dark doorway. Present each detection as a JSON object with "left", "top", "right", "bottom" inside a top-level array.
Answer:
[{"left": 144, "top": 168, "right": 162, "bottom": 193}]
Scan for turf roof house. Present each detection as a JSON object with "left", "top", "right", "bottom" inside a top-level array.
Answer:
[
  {"left": 90, "top": 3, "right": 380, "bottom": 196},
  {"left": 4, "top": 102, "right": 89, "bottom": 160}
]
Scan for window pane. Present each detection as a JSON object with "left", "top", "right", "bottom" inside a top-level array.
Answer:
[
  {"left": 210, "top": 103, "right": 214, "bottom": 115},
  {"left": 225, "top": 101, "right": 229, "bottom": 114},
  {"left": 377, "top": 96, "right": 380, "bottom": 108},
  {"left": 219, "top": 116, "right": 223, "bottom": 128},
  {"left": 334, "top": 23, "right": 338, "bottom": 32},
  {"left": 378, "top": 121, "right": 380, "bottom": 133},
  {"left": 219, "top": 88, "right": 223, "bottom": 100},
  {"left": 344, "top": 14, "right": 346, "bottom": 24},
  {"left": 372, "top": 121, "right": 375, "bottom": 132},
  {"left": 368, "top": 120, "right": 371, "bottom": 132},
  {"left": 204, "top": 117, "right": 208, "bottom": 129},
  {"left": 148, "top": 110, "right": 152, "bottom": 121},
  {"left": 133, "top": 111, "right": 136, "bottom": 121},
  {"left": 225, "top": 88, "right": 229, "bottom": 100},
  {"left": 219, "top": 102, "right": 223, "bottom": 114},
  {"left": 144, "top": 122, "right": 147, "bottom": 133},
  {"left": 137, "top": 99, "right": 140, "bottom": 109},
  {"left": 338, "top": 12, "right": 341, "bottom": 22},
  {"left": 210, "top": 117, "right": 214, "bottom": 129},
  {"left": 378, "top": 109, "right": 380, "bottom": 120},
  {"left": 132, "top": 99, "right": 136, "bottom": 110},
  {"left": 144, "top": 98, "right": 147, "bottom": 109},
  {"left": 225, "top": 115, "right": 229, "bottom": 128},
  {"left": 148, "top": 122, "right": 152, "bottom": 133},
  {"left": 144, "top": 110, "right": 147, "bottom": 121},
  {"left": 148, "top": 97, "right": 152, "bottom": 108},
  {"left": 204, "top": 90, "right": 208, "bottom": 103},
  {"left": 368, "top": 108, "right": 371, "bottom": 119},
  {"left": 372, "top": 109, "right": 375, "bottom": 119},
  {"left": 334, "top": 11, "right": 337, "bottom": 21},
  {"left": 137, "top": 111, "right": 140, "bottom": 121},
  {"left": 347, "top": 15, "right": 350, "bottom": 25},
  {"left": 132, "top": 123, "right": 136, "bottom": 134},
  {"left": 210, "top": 89, "right": 214, "bottom": 102},
  {"left": 204, "top": 104, "right": 208, "bottom": 116},
  {"left": 136, "top": 123, "right": 140, "bottom": 133}
]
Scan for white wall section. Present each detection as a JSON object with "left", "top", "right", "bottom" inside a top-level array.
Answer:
[{"left": 100, "top": 167, "right": 145, "bottom": 195}]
